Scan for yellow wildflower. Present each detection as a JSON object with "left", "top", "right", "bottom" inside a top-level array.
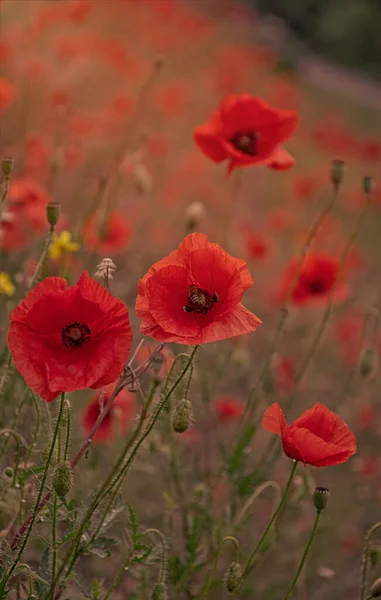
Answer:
[
  {"left": 0, "top": 272, "right": 15, "bottom": 296},
  {"left": 49, "top": 231, "right": 80, "bottom": 260}
]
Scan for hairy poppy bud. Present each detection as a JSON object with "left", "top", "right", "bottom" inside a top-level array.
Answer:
[
  {"left": 363, "top": 176, "right": 375, "bottom": 195},
  {"left": 370, "top": 578, "right": 381, "bottom": 597},
  {"left": 4, "top": 467, "right": 13, "bottom": 478},
  {"left": 171, "top": 399, "right": 193, "bottom": 434},
  {"left": 224, "top": 561, "right": 242, "bottom": 593},
  {"left": 53, "top": 461, "right": 73, "bottom": 498},
  {"left": 359, "top": 345, "right": 379, "bottom": 379},
  {"left": 185, "top": 201, "right": 206, "bottom": 232},
  {"left": 1, "top": 157, "right": 14, "bottom": 179},
  {"left": 313, "top": 487, "right": 330, "bottom": 512},
  {"left": 330, "top": 160, "right": 344, "bottom": 189},
  {"left": 150, "top": 582, "right": 167, "bottom": 600},
  {"left": 46, "top": 203, "right": 61, "bottom": 227}
]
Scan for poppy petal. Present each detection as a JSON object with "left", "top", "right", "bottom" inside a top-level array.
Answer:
[{"left": 262, "top": 402, "right": 287, "bottom": 435}]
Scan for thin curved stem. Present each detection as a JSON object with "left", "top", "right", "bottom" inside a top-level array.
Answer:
[
  {"left": 283, "top": 510, "right": 322, "bottom": 600},
  {"left": 360, "top": 522, "right": 381, "bottom": 600},
  {"left": 199, "top": 536, "right": 240, "bottom": 600}
]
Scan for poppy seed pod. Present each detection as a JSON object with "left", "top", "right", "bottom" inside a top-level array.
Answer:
[
  {"left": 224, "top": 561, "right": 242, "bottom": 593},
  {"left": 53, "top": 461, "right": 73, "bottom": 497},
  {"left": 363, "top": 176, "right": 375, "bottom": 195},
  {"left": 171, "top": 399, "right": 193, "bottom": 434},
  {"left": 313, "top": 487, "right": 330, "bottom": 511},
  {"left": 46, "top": 203, "right": 61, "bottom": 227},
  {"left": 370, "top": 578, "right": 381, "bottom": 597},
  {"left": 330, "top": 159, "right": 344, "bottom": 188},
  {"left": 359, "top": 345, "right": 379, "bottom": 379},
  {"left": 150, "top": 582, "right": 168, "bottom": 600},
  {"left": 1, "top": 157, "right": 14, "bottom": 179}
]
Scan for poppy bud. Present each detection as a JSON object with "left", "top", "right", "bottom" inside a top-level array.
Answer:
[
  {"left": 224, "top": 561, "right": 242, "bottom": 593},
  {"left": 4, "top": 467, "right": 13, "bottom": 478},
  {"left": 46, "top": 203, "right": 61, "bottom": 227},
  {"left": 184, "top": 201, "right": 206, "bottom": 232},
  {"left": 52, "top": 461, "right": 73, "bottom": 498},
  {"left": 150, "top": 582, "right": 168, "bottom": 600},
  {"left": 313, "top": 487, "right": 330, "bottom": 512},
  {"left": 1, "top": 157, "right": 14, "bottom": 179},
  {"left": 330, "top": 160, "right": 344, "bottom": 189},
  {"left": 363, "top": 176, "right": 375, "bottom": 195},
  {"left": 370, "top": 578, "right": 381, "bottom": 597},
  {"left": 171, "top": 399, "right": 193, "bottom": 434},
  {"left": 359, "top": 345, "right": 379, "bottom": 379},
  {"left": 370, "top": 544, "right": 381, "bottom": 568}
]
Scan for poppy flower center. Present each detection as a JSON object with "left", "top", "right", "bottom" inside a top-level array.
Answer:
[
  {"left": 183, "top": 284, "right": 219, "bottom": 315},
  {"left": 307, "top": 279, "right": 328, "bottom": 295},
  {"left": 230, "top": 132, "right": 258, "bottom": 156},
  {"left": 61, "top": 321, "right": 91, "bottom": 348}
]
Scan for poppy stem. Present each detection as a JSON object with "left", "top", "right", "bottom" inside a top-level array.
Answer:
[
  {"left": 0, "top": 392, "right": 65, "bottom": 595},
  {"left": 30, "top": 224, "right": 55, "bottom": 289},
  {"left": 199, "top": 536, "right": 240, "bottom": 600},
  {"left": 283, "top": 509, "right": 322, "bottom": 600},
  {"left": 234, "top": 460, "right": 298, "bottom": 596},
  {"left": 360, "top": 522, "right": 381, "bottom": 600}
]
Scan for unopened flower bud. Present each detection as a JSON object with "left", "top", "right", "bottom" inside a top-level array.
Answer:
[
  {"left": 224, "top": 561, "right": 242, "bottom": 593},
  {"left": 4, "top": 467, "right": 13, "bottom": 478},
  {"left": 359, "top": 345, "right": 379, "bottom": 379},
  {"left": 46, "top": 203, "right": 61, "bottom": 227},
  {"left": 185, "top": 201, "right": 206, "bottom": 232},
  {"left": 330, "top": 159, "right": 344, "bottom": 189},
  {"left": 313, "top": 487, "right": 330, "bottom": 512},
  {"left": 363, "top": 176, "right": 375, "bottom": 195},
  {"left": 132, "top": 163, "right": 152, "bottom": 194},
  {"left": 53, "top": 461, "right": 73, "bottom": 497},
  {"left": 370, "top": 578, "right": 381, "bottom": 597},
  {"left": 171, "top": 399, "right": 193, "bottom": 433},
  {"left": 150, "top": 582, "right": 167, "bottom": 600},
  {"left": 370, "top": 544, "right": 381, "bottom": 568},
  {"left": 1, "top": 157, "right": 14, "bottom": 179}
]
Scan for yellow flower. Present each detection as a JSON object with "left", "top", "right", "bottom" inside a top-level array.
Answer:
[
  {"left": 49, "top": 231, "right": 80, "bottom": 260},
  {"left": 0, "top": 272, "right": 15, "bottom": 296}
]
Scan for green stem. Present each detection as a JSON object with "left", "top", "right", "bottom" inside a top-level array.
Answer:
[
  {"left": 30, "top": 225, "right": 54, "bottom": 289},
  {"left": 0, "top": 177, "right": 10, "bottom": 221},
  {"left": 142, "top": 529, "right": 167, "bottom": 584},
  {"left": 23, "top": 391, "right": 40, "bottom": 469},
  {"left": 360, "top": 522, "right": 381, "bottom": 600},
  {"left": 63, "top": 400, "right": 71, "bottom": 462},
  {"left": 48, "top": 347, "right": 199, "bottom": 597},
  {"left": 0, "top": 393, "right": 65, "bottom": 594},
  {"left": 283, "top": 510, "right": 322, "bottom": 600},
  {"left": 234, "top": 461, "right": 298, "bottom": 595}
]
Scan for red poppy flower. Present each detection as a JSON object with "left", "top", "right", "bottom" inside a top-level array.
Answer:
[
  {"left": 83, "top": 211, "right": 131, "bottom": 255},
  {"left": 262, "top": 402, "right": 357, "bottom": 467},
  {"left": 193, "top": 94, "right": 298, "bottom": 173},
  {"left": 7, "top": 178, "right": 49, "bottom": 232},
  {"left": 136, "top": 232, "right": 261, "bottom": 345},
  {"left": 214, "top": 396, "right": 245, "bottom": 421},
  {"left": 245, "top": 231, "right": 271, "bottom": 261},
  {"left": 279, "top": 253, "right": 349, "bottom": 306},
  {"left": 0, "top": 78, "right": 16, "bottom": 112},
  {"left": 82, "top": 384, "right": 136, "bottom": 443},
  {"left": 8, "top": 272, "right": 132, "bottom": 402}
]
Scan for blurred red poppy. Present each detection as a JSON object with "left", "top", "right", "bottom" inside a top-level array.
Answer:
[
  {"left": 7, "top": 178, "right": 49, "bottom": 232},
  {"left": 214, "top": 396, "right": 245, "bottom": 421},
  {"left": 82, "top": 384, "right": 136, "bottom": 443},
  {"left": 83, "top": 211, "right": 131, "bottom": 255},
  {"left": 279, "top": 253, "right": 349, "bottom": 306},
  {"left": 0, "top": 77, "right": 16, "bottom": 112},
  {"left": 194, "top": 94, "right": 297, "bottom": 173},
  {"left": 245, "top": 231, "right": 271, "bottom": 261},
  {"left": 8, "top": 272, "right": 132, "bottom": 402},
  {"left": 262, "top": 402, "right": 356, "bottom": 467},
  {"left": 136, "top": 232, "right": 261, "bottom": 345}
]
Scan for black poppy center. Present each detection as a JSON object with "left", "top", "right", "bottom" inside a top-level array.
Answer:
[
  {"left": 230, "top": 132, "right": 259, "bottom": 156},
  {"left": 61, "top": 321, "right": 91, "bottom": 348},
  {"left": 307, "top": 279, "right": 328, "bottom": 295},
  {"left": 183, "top": 285, "right": 219, "bottom": 315}
]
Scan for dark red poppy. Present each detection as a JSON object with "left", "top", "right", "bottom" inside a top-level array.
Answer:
[
  {"left": 83, "top": 211, "right": 131, "bottom": 255},
  {"left": 262, "top": 402, "right": 357, "bottom": 467},
  {"left": 245, "top": 231, "right": 271, "bottom": 261},
  {"left": 8, "top": 272, "right": 132, "bottom": 402},
  {"left": 0, "top": 78, "right": 15, "bottom": 112},
  {"left": 82, "top": 384, "right": 136, "bottom": 443},
  {"left": 194, "top": 94, "right": 297, "bottom": 173},
  {"left": 279, "top": 253, "right": 349, "bottom": 306},
  {"left": 7, "top": 178, "right": 49, "bottom": 232},
  {"left": 214, "top": 396, "right": 245, "bottom": 421},
  {"left": 136, "top": 232, "right": 261, "bottom": 345}
]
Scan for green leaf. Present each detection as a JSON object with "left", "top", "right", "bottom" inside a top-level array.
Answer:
[
  {"left": 127, "top": 503, "right": 138, "bottom": 540},
  {"left": 35, "top": 548, "right": 50, "bottom": 599},
  {"left": 186, "top": 516, "right": 201, "bottom": 565},
  {"left": 17, "top": 465, "right": 45, "bottom": 486},
  {"left": 168, "top": 556, "right": 186, "bottom": 585},
  {"left": 87, "top": 537, "right": 117, "bottom": 559}
]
